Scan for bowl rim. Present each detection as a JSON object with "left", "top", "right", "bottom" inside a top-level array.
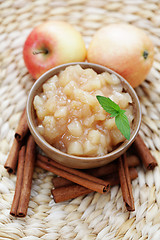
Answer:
[{"left": 26, "top": 62, "right": 141, "bottom": 163}]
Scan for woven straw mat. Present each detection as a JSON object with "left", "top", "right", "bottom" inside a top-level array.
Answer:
[{"left": 1, "top": 0, "right": 160, "bottom": 239}]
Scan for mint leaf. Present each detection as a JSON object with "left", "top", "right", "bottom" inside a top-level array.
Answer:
[
  {"left": 119, "top": 109, "right": 126, "bottom": 115},
  {"left": 96, "top": 95, "right": 131, "bottom": 140},
  {"left": 115, "top": 113, "right": 131, "bottom": 140},
  {"left": 96, "top": 96, "right": 120, "bottom": 117}
]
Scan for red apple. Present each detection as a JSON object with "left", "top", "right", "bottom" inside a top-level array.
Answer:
[
  {"left": 87, "top": 23, "right": 154, "bottom": 88},
  {"left": 23, "top": 21, "right": 87, "bottom": 79}
]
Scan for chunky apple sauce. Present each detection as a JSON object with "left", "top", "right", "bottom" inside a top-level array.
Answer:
[{"left": 33, "top": 65, "right": 134, "bottom": 157}]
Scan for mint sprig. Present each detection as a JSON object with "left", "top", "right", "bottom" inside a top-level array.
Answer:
[{"left": 96, "top": 96, "right": 131, "bottom": 140}]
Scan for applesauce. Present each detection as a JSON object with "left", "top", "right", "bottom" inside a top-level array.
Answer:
[{"left": 33, "top": 65, "right": 134, "bottom": 157}]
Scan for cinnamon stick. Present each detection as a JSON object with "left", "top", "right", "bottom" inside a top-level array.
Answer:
[
  {"left": 53, "top": 176, "right": 73, "bottom": 188},
  {"left": 52, "top": 155, "right": 140, "bottom": 188},
  {"left": 118, "top": 154, "right": 135, "bottom": 211},
  {"left": 15, "top": 108, "right": 29, "bottom": 142},
  {"left": 17, "top": 135, "right": 36, "bottom": 217},
  {"left": 10, "top": 146, "right": 26, "bottom": 216},
  {"left": 38, "top": 154, "right": 110, "bottom": 187},
  {"left": 87, "top": 155, "right": 139, "bottom": 175},
  {"left": 133, "top": 134, "right": 157, "bottom": 170},
  {"left": 52, "top": 184, "right": 93, "bottom": 203},
  {"left": 4, "top": 138, "right": 21, "bottom": 173},
  {"left": 108, "top": 167, "right": 138, "bottom": 186},
  {"left": 36, "top": 156, "right": 110, "bottom": 194},
  {"left": 51, "top": 167, "right": 138, "bottom": 203},
  {"left": 4, "top": 108, "right": 29, "bottom": 174}
]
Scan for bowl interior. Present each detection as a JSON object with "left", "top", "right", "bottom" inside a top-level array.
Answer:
[{"left": 27, "top": 62, "right": 141, "bottom": 169}]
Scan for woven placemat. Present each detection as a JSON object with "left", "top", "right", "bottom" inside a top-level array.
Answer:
[{"left": 1, "top": 0, "right": 160, "bottom": 239}]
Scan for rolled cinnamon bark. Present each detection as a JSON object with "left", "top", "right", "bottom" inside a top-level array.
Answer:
[
  {"left": 86, "top": 155, "right": 139, "bottom": 177},
  {"left": 87, "top": 154, "right": 140, "bottom": 177},
  {"left": 53, "top": 177, "right": 72, "bottom": 188},
  {"left": 36, "top": 159, "right": 110, "bottom": 194},
  {"left": 133, "top": 134, "right": 157, "bottom": 170},
  {"left": 4, "top": 138, "right": 21, "bottom": 173},
  {"left": 109, "top": 167, "right": 137, "bottom": 186},
  {"left": 118, "top": 154, "right": 135, "bottom": 211},
  {"left": 10, "top": 146, "right": 26, "bottom": 216},
  {"left": 4, "top": 108, "right": 29, "bottom": 174},
  {"left": 17, "top": 135, "right": 36, "bottom": 217},
  {"left": 15, "top": 108, "right": 29, "bottom": 142},
  {"left": 125, "top": 155, "right": 140, "bottom": 167},
  {"left": 37, "top": 154, "right": 109, "bottom": 188},
  {"left": 52, "top": 155, "right": 140, "bottom": 188},
  {"left": 52, "top": 184, "right": 93, "bottom": 203},
  {"left": 51, "top": 167, "right": 138, "bottom": 203}
]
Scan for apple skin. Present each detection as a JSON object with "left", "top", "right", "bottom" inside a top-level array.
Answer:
[
  {"left": 87, "top": 23, "right": 154, "bottom": 88},
  {"left": 23, "top": 21, "right": 87, "bottom": 79}
]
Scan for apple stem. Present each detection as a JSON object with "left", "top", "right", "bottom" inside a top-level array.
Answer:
[
  {"left": 143, "top": 50, "right": 149, "bottom": 59},
  {"left": 33, "top": 49, "right": 49, "bottom": 55}
]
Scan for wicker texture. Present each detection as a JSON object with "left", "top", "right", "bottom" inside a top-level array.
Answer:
[{"left": 0, "top": 0, "right": 160, "bottom": 239}]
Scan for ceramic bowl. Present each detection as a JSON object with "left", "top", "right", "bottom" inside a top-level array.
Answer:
[{"left": 26, "top": 62, "right": 141, "bottom": 169}]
